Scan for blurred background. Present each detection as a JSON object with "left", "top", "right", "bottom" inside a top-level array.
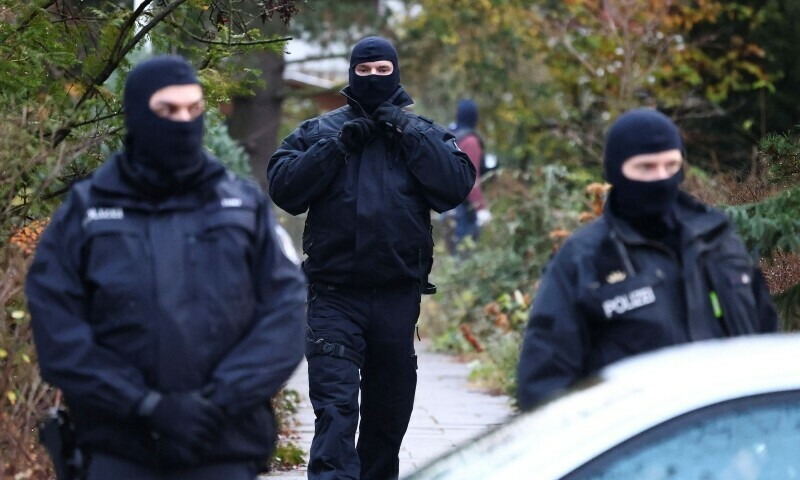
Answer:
[{"left": 3, "top": 1, "right": 800, "bottom": 477}]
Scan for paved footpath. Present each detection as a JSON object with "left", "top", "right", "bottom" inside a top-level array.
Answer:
[{"left": 263, "top": 341, "right": 513, "bottom": 479}]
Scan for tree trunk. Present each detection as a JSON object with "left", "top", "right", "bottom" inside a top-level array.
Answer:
[{"left": 227, "top": 50, "right": 286, "bottom": 191}]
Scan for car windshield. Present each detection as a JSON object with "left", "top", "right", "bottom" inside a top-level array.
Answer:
[{"left": 565, "top": 391, "right": 800, "bottom": 480}]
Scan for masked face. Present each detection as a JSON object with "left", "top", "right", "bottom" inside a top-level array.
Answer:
[
  {"left": 348, "top": 36, "right": 400, "bottom": 113},
  {"left": 124, "top": 56, "right": 205, "bottom": 175},
  {"left": 131, "top": 84, "right": 205, "bottom": 173},
  {"left": 604, "top": 109, "right": 685, "bottom": 219},
  {"left": 612, "top": 167, "right": 685, "bottom": 218}
]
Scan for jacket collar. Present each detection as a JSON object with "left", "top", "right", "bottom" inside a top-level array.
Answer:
[
  {"left": 604, "top": 191, "right": 728, "bottom": 245},
  {"left": 89, "top": 152, "right": 226, "bottom": 210},
  {"left": 91, "top": 153, "right": 140, "bottom": 196},
  {"left": 340, "top": 85, "right": 414, "bottom": 117}
]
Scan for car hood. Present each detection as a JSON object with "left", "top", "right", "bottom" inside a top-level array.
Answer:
[{"left": 405, "top": 334, "right": 800, "bottom": 480}]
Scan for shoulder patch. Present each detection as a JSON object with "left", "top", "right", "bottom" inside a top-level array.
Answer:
[
  {"left": 83, "top": 207, "right": 124, "bottom": 227},
  {"left": 221, "top": 197, "right": 244, "bottom": 208}
]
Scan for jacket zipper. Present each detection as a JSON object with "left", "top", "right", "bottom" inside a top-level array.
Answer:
[{"left": 143, "top": 216, "right": 159, "bottom": 379}]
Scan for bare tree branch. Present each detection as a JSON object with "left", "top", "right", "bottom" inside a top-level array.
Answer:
[
  {"left": 188, "top": 34, "right": 290, "bottom": 46},
  {"left": 71, "top": 110, "right": 124, "bottom": 129},
  {"left": 285, "top": 52, "right": 348, "bottom": 64},
  {"left": 52, "top": 0, "right": 190, "bottom": 147}
]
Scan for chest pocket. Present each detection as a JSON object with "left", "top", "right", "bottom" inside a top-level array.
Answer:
[
  {"left": 381, "top": 142, "right": 422, "bottom": 209},
  {"left": 187, "top": 208, "right": 257, "bottom": 337},
  {"left": 83, "top": 219, "right": 151, "bottom": 365},
  {"left": 84, "top": 219, "right": 148, "bottom": 290},
  {"left": 578, "top": 269, "right": 676, "bottom": 367},
  {"left": 704, "top": 254, "right": 757, "bottom": 335}
]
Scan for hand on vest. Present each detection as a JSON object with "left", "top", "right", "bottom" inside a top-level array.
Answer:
[
  {"left": 145, "top": 392, "right": 224, "bottom": 453},
  {"left": 372, "top": 102, "right": 411, "bottom": 137},
  {"left": 337, "top": 117, "right": 376, "bottom": 153}
]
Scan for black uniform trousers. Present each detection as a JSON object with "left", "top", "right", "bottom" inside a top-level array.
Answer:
[
  {"left": 306, "top": 282, "right": 419, "bottom": 480},
  {"left": 86, "top": 453, "right": 256, "bottom": 480}
]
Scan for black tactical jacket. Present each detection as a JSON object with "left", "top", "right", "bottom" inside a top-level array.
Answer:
[
  {"left": 25, "top": 154, "right": 306, "bottom": 466},
  {"left": 517, "top": 192, "right": 779, "bottom": 410},
  {"left": 268, "top": 86, "right": 476, "bottom": 287}
]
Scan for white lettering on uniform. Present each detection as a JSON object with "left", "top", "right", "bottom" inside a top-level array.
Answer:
[
  {"left": 221, "top": 198, "right": 243, "bottom": 208},
  {"left": 602, "top": 286, "right": 656, "bottom": 319},
  {"left": 83, "top": 207, "right": 124, "bottom": 226}
]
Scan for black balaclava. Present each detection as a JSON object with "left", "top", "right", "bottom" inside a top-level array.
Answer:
[
  {"left": 348, "top": 36, "right": 400, "bottom": 113},
  {"left": 122, "top": 55, "right": 205, "bottom": 193},
  {"left": 604, "top": 108, "right": 684, "bottom": 225},
  {"left": 456, "top": 99, "right": 478, "bottom": 130}
]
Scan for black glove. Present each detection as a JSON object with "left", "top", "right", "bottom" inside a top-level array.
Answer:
[
  {"left": 144, "top": 392, "right": 224, "bottom": 452},
  {"left": 337, "top": 117, "right": 376, "bottom": 153},
  {"left": 372, "top": 102, "right": 411, "bottom": 136}
]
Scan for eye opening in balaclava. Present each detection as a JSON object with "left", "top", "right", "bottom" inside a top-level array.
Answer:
[
  {"left": 603, "top": 108, "right": 685, "bottom": 221},
  {"left": 123, "top": 55, "right": 205, "bottom": 176},
  {"left": 348, "top": 36, "right": 400, "bottom": 113}
]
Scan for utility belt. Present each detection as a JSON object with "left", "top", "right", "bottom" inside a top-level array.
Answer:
[{"left": 310, "top": 280, "right": 436, "bottom": 295}]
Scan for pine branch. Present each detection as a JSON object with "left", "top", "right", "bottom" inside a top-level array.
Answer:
[
  {"left": 189, "top": 35, "right": 291, "bottom": 46},
  {"left": 774, "top": 281, "right": 800, "bottom": 331},
  {"left": 0, "top": 0, "right": 58, "bottom": 46}
]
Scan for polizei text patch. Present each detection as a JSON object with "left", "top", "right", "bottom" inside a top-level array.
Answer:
[{"left": 602, "top": 286, "right": 656, "bottom": 319}]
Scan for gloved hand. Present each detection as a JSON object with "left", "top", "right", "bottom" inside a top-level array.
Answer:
[
  {"left": 372, "top": 102, "right": 411, "bottom": 136},
  {"left": 476, "top": 208, "right": 492, "bottom": 227},
  {"left": 144, "top": 392, "right": 224, "bottom": 453},
  {"left": 337, "top": 117, "right": 376, "bottom": 153}
]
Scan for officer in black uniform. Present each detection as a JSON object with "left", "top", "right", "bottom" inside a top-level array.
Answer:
[
  {"left": 516, "top": 108, "right": 779, "bottom": 411},
  {"left": 268, "top": 36, "right": 475, "bottom": 480},
  {"left": 25, "top": 55, "right": 306, "bottom": 479}
]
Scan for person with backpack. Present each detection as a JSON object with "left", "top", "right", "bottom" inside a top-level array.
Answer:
[{"left": 449, "top": 99, "right": 491, "bottom": 251}]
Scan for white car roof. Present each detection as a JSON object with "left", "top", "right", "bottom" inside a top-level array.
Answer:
[{"left": 406, "top": 334, "right": 800, "bottom": 480}]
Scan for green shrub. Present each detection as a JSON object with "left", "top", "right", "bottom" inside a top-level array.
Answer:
[
  {"left": 422, "top": 165, "right": 587, "bottom": 397},
  {"left": 271, "top": 388, "right": 305, "bottom": 470}
]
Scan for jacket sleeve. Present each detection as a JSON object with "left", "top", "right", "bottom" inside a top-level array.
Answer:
[
  {"left": 402, "top": 120, "right": 477, "bottom": 213},
  {"left": 206, "top": 199, "right": 306, "bottom": 416},
  {"left": 516, "top": 249, "right": 589, "bottom": 411},
  {"left": 25, "top": 192, "right": 149, "bottom": 419},
  {"left": 751, "top": 266, "right": 780, "bottom": 332},
  {"left": 268, "top": 119, "right": 347, "bottom": 215}
]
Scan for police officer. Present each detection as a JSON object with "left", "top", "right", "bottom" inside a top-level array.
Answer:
[
  {"left": 25, "top": 55, "right": 306, "bottom": 479},
  {"left": 516, "top": 108, "right": 779, "bottom": 411},
  {"left": 268, "top": 36, "right": 475, "bottom": 480}
]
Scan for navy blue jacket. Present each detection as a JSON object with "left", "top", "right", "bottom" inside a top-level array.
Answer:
[
  {"left": 25, "top": 154, "right": 306, "bottom": 466},
  {"left": 517, "top": 193, "right": 779, "bottom": 410},
  {"left": 268, "top": 87, "right": 476, "bottom": 287}
]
